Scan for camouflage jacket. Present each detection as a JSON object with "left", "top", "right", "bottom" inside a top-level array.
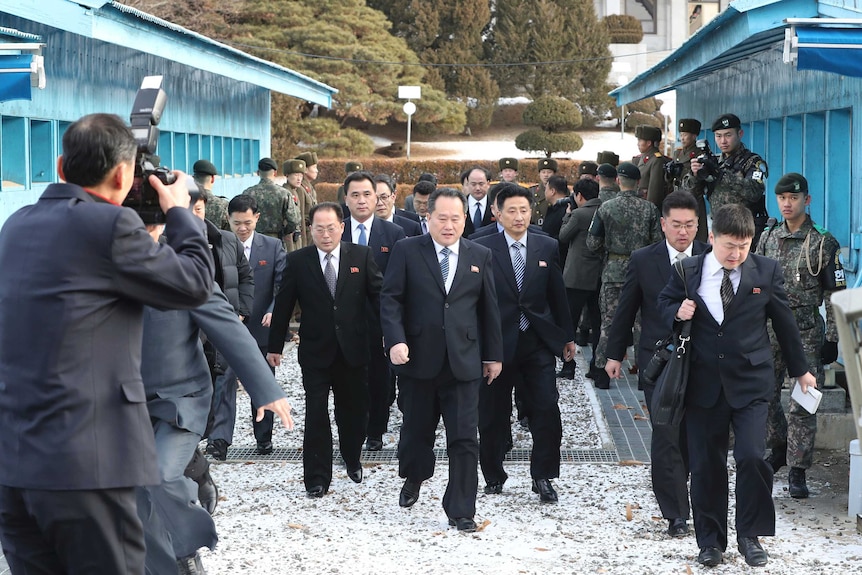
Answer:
[
  {"left": 634, "top": 146, "right": 671, "bottom": 209},
  {"left": 598, "top": 184, "right": 621, "bottom": 203},
  {"left": 204, "top": 191, "right": 230, "bottom": 230},
  {"left": 757, "top": 216, "right": 845, "bottom": 341},
  {"left": 671, "top": 144, "right": 698, "bottom": 192},
  {"left": 242, "top": 178, "right": 300, "bottom": 236},
  {"left": 529, "top": 183, "right": 549, "bottom": 225},
  {"left": 684, "top": 142, "right": 767, "bottom": 213},
  {"left": 586, "top": 190, "right": 663, "bottom": 283}
]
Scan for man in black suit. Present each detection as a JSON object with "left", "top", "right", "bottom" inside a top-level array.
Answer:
[
  {"left": 0, "top": 113, "right": 214, "bottom": 574},
  {"left": 474, "top": 184, "right": 575, "bottom": 502},
  {"left": 374, "top": 174, "right": 422, "bottom": 237},
  {"left": 659, "top": 204, "right": 816, "bottom": 568},
  {"left": 342, "top": 171, "right": 407, "bottom": 450},
  {"left": 269, "top": 202, "right": 383, "bottom": 496},
  {"left": 412, "top": 180, "right": 435, "bottom": 235},
  {"left": 462, "top": 166, "right": 495, "bottom": 236},
  {"left": 381, "top": 187, "right": 503, "bottom": 532},
  {"left": 605, "top": 191, "right": 708, "bottom": 538}
]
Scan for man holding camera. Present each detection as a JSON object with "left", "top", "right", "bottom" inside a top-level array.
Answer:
[
  {"left": 0, "top": 113, "right": 214, "bottom": 574},
  {"left": 687, "top": 113, "right": 769, "bottom": 246},
  {"left": 670, "top": 119, "right": 708, "bottom": 242}
]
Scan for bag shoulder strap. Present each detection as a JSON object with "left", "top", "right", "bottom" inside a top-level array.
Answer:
[{"left": 673, "top": 258, "right": 689, "bottom": 299}]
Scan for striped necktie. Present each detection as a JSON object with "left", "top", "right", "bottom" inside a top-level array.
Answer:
[{"left": 511, "top": 242, "right": 530, "bottom": 331}]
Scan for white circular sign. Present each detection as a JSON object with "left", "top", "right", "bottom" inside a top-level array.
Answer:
[{"left": 403, "top": 102, "right": 417, "bottom": 116}]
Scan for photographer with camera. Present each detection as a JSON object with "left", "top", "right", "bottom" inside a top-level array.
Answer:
[
  {"left": 686, "top": 113, "right": 769, "bottom": 246},
  {"left": 0, "top": 112, "right": 214, "bottom": 575}
]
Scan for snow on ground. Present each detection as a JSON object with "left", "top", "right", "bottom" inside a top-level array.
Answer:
[{"left": 201, "top": 345, "right": 862, "bottom": 574}]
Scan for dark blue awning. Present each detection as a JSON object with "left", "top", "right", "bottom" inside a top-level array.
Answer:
[
  {"left": 0, "top": 53, "right": 32, "bottom": 101},
  {"left": 795, "top": 28, "right": 862, "bottom": 77}
]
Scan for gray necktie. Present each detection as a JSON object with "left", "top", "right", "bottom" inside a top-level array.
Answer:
[
  {"left": 675, "top": 252, "right": 687, "bottom": 263},
  {"left": 720, "top": 268, "right": 734, "bottom": 313},
  {"left": 324, "top": 253, "right": 337, "bottom": 298},
  {"left": 440, "top": 247, "right": 450, "bottom": 284}
]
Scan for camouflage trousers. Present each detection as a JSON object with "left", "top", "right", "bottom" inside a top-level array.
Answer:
[
  {"left": 766, "top": 314, "right": 824, "bottom": 469},
  {"left": 595, "top": 282, "right": 640, "bottom": 368}
]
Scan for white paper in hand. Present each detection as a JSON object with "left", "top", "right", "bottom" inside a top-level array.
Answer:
[{"left": 791, "top": 380, "right": 823, "bottom": 414}]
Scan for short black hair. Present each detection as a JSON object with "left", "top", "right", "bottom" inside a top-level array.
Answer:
[
  {"left": 61, "top": 113, "right": 137, "bottom": 188},
  {"left": 494, "top": 183, "right": 533, "bottom": 209},
  {"left": 547, "top": 175, "right": 569, "bottom": 196},
  {"left": 428, "top": 187, "right": 467, "bottom": 214},
  {"left": 309, "top": 201, "right": 344, "bottom": 223},
  {"left": 373, "top": 173, "right": 396, "bottom": 194},
  {"left": 661, "top": 190, "right": 699, "bottom": 217},
  {"left": 412, "top": 180, "right": 435, "bottom": 197},
  {"left": 460, "top": 166, "right": 491, "bottom": 185},
  {"left": 711, "top": 203, "right": 754, "bottom": 239},
  {"left": 228, "top": 194, "right": 259, "bottom": 215},
  {"left": 343, "top": 170, "right": 376, "bottom": 192},
  {"left": 418, "top": 173, "right": 438, "bottom": 186},
  {"left": 573, "top": 179, "right": 599, "bottom": 201}
]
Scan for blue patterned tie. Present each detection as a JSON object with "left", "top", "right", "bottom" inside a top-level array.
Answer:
[
  {"left": 473, "top": 203, "right": 482, "bottom": 230},
  {"left": 440, "top": 247, "right": 450, "bottom": 285},
  {"left": 511, "top": 242, "right": 530, "bottom": 331},
  {"left": 324, "top": 253, "right": 336, "bottom": 298},
  {"left": 357, "top": 223, "right": 367, "bottom": 246},
  {"left": 420, "top": 218, "right": 428, "bottom": 234}
]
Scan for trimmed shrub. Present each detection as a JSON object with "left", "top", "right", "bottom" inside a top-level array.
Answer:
[
  {"left": 605, "top": 15, "right": 644, "bottom": 44},
  {"left": 515, "top": 129, "right": 584, "bottom": 157}
]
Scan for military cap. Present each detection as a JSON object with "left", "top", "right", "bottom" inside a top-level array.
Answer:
[
  {"left": 616, "top": 161, "right": 641, "bottom": 180},
  {"left": 596, "top": 151, "right": 620, "bottom": 166},
  {"left": 258, "top": 157, "right": 278, "bottom": 172},
  {"left": 296, "top": 152, "right": 318, "bottom": 167},
  {"left": 192, "top": 159, "right": 218, "bottom": 176},
  {"left": 678, "top": 118, "right": 702, "bottom": 135},
  {"left": 711, "top": 113, "right": 741, "bottom": 132},
  {"left": 537, "top": 158, "right": 558, "bottom": 172},
  {"left": 283, "top": 159, "right": 306, "bottom": 175},
  {"left": 597, "top": 163, "right": 617, "bottom": 178},
  {"left": 635, "top": 125, "right": 662, "bottom": 142},
  {"left": 345, "top": 161, "right": 363, "bottom": 173},
  {"left": 578, "top": 161, "right": 598, "bottom": 177},
  {"left": 499, "top": 157, "right": 519, "bottom": 171},
  {"left": 774, "top": 172, "right": 808, "bottom": 195}
]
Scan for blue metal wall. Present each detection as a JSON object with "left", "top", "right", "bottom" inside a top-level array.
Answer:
[
  {"left": 0, "top": 14, "right": 273, "bottom": 225},
  {"left": 677, "top": 42, "right": 860, "bottom": 281}
]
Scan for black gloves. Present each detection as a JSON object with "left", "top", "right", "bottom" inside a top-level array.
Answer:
[{"left": 820, "top": 341, "right": 839, "bottom": 365}]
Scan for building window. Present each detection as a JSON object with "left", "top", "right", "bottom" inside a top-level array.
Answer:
[
  {"left": 1, "top": 116, "right": 27, "bottom": 190},
  {"left": 30, "top": 119, "right": 54, "bottom": 184}
]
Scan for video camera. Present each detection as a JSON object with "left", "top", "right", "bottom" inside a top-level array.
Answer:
[
  {"left": 122, "top": 76, "right": 176, "bottom": 224},
  {"left": 694, "top": 138, "right": 720, "bottom": 183}
]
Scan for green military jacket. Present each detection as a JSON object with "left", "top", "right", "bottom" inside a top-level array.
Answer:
[{"left": 242, "top": 178, "right": 300, "bottom": 236}]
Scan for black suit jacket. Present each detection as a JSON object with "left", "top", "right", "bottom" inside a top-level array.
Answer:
[
  {"left": 396, "top": 208, "right": 420, "bottom": 223},
  {"left": 247, "top": 232, "right": 286, "bottom": 348},
  {"left": 658, "top": 249, "right": 808, "bottom": 409},
  {"left": 463, "top": 199, "right": 495, "bottom": 236},
  {"left": 381, "top": 234, "right": 503, "bottom": 381},
  {"left": 393, "top": 214, "right": 422, "bottom": 237},
  {"left": 0, "top": 183, "right": 213, "bottom": 490},
  {"left": 474, "top": 232, "right": 573, "bottom": 362},
  {"left": 607, "top": 240, "right": 708, "bottom": 370},
  {"left": 343, "top": 216, "right": 406, "bottom": 276},
  {"left": 468, "top": 222, "right": 547, "bottom": 240},
  {"left": 268, "top": 242, "right": 382, "bottom": 369}
]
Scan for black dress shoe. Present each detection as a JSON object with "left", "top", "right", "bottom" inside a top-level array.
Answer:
[
  {"left": 306, "top": 485, "right": 327, "bottom": 498},
  {"left": 347, "top": 466, "right": 363, "bottom": 484},
  {"left": 205, "top": 439, "right": 228, "bottom": 461},
  {"left": 766, "top": 445, "right": 787, "bottom": 473},
  {"left": 737, "top": 536, "right": 768, "bottom": 566},
  {"left": 399, "top": 479, "right": 421, "bottom": 508},
  {"left": 667, "top": 518, "right": 689, "bottom": 537},
  {"left": 366, "top": 437, "right": 384, "bottom": 451},
  {"left": 556, "top": 360, "right": 576, "bottom": 379},
  {"left": 594, "top": 371, "right": 610, "bottom": 389},
  {"left": 697, "top": 546, "right": 723, "bottom": 567},
  {"left": 531, "top": 479, "right": 558, "bottom": 503},
  {"left": 788, "top": 467, "right": 809, "bottom": 499},
  {"left": 255, "top": 441, "right": 273, "bottom": 455},
  {"left": 483, "top": 481, "right": 504, "bottom": 494},
  {"left": 197, "top": 471, "right": 219, "bottom": 516},
  {"left": 448, "top": 517, "right": 477, "bottom": 532}
]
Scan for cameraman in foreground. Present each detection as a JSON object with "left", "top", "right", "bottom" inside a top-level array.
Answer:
[
  {"left": 0, "top": 113, "right": 214, "bottom": 574},
  {"left": 686, "top": 113, "right": 769, "bottom": 246}
]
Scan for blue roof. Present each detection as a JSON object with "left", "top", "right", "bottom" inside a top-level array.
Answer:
[
  {"left": 610, "top": 0, "right": 822, "bottom": 105},
  {"left": 0, "top": 0, "right": 336, "bottom": 107}
]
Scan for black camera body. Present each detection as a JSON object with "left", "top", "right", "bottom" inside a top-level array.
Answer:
[
  {"left": 642, "top": 338, "right": 675, "bottom": 385},
  {"left": 556, "top": 195, "right": 577, "bottom": 211},
  {"left": 663, "top": 160, "right": 685, "bottom": 180},
  {"left": 694, "top": 138, "right": 720, "bottom": 183},
  {"left": 122, "top": 76, "right": 175, "bottom": 224}
]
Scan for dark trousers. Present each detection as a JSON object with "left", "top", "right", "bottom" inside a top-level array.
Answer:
[
  {"left": 0, "top": 485, "right": 145, "bottom": 574},
  {"left": 479, "top": 328, "right": 562, "bottom": 484},
  {"left": 366, "top": 329, "right": 394, "bottom": 440},
  {"left": 686, "top": 390, "right": 775, "bottom": 551},
  {"left": 302, "top": 349, "right": 369, "bottom": 490},
  {"left": 643, "top": 382, "right": 690, "bottom": 521},
  {"left": 398, "top": 360, "right": 480, "bottom": 519},
  {"left": 252, "top": 345, "right": 276, "bottom": 445},
  {"left": 567, "top": 288, "right": 600, "bottom": 365}
]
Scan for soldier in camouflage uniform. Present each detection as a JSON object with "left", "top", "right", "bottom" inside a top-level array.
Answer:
[
  {"left": 587, "top": 162, "right": 663, "bottom": 389},
  {"left": 282, "top": 159, "right": 310, "bottom": 251},
  {"left": 633, "top": 125, "right": 672, "bottom": 209},
  {"left": 669, "top": 119, "right": 708, "bottom": 243},
  {"left": 756, "top": 173, "right": 845, "bottom": 498},
  {"left": 529, "top": 158, "right": 557, "bottom": 225},
  {"left": 242, "top": 157, "right": 301, "bottom": 250},
  {"left": 685, "top": 113, "right": 770, "bottom": 246},
  {"left": 193, "top": 159, "right": 229, "bottom": 230},
  {"left": 597, "top": 163, "right": 620, "bottom": 203}
]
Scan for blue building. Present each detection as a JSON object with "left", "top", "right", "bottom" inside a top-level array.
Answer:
[
  {"left": 612, "top": 0, "right": 862, "bottom": 285},
  {"left": 0, "top": 0, "right": 336, "bottom": 226}
]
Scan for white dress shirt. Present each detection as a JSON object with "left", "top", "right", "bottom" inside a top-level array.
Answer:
[
  {"left": 318, "top": 243, "right": 341, "bottom": 279},
  {"left": 698, "top": 251, "right": 740, "bottom": 324},
  {"left": 666, "top": 240, "right": 692, "bottom": 266},
  {"left": 349, "top": 216, "right": 374, "bottom": 244},
  {"left": 242, "top": 231, "right": 255, "bottom": 263},
  {"left": 468, "top": 197, "right": 487, "bottom": 224},
  {"left": 432, "top": 238, "right": 460, "bottom": 294}
]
